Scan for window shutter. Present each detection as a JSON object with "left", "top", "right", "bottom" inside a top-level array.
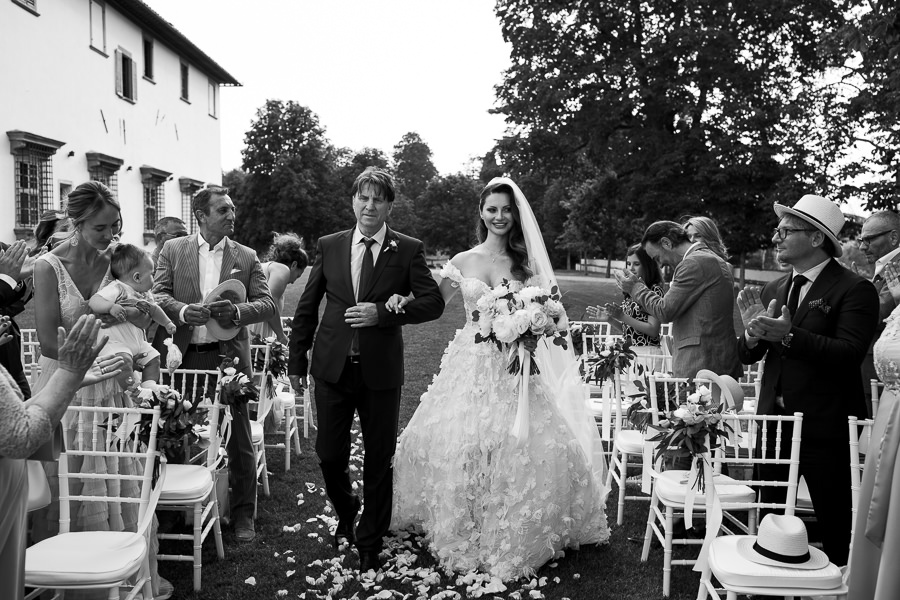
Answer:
[
  {"left": 130, "top": 56, "right": 138, "bottom": 101},
  {"left": 115, "top": 49, "right": 123, "bottom": 97}
]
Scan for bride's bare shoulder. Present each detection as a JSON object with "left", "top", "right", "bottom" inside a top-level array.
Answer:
[{"left": 450, "top": 248, "right": 490, "bottom": 275}]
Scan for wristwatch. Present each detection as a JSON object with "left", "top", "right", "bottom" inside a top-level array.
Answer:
[{"left": 781, "top": 332, "right": 794, "bottom": 348}]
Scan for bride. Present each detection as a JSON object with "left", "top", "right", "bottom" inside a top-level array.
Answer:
[{"left": 389, "top": 177, "right": 609, "bottom": 580}]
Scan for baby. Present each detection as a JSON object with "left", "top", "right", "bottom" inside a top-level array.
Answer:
[{"left": 89, "top": 243, "right": 176, "bottom": 391}]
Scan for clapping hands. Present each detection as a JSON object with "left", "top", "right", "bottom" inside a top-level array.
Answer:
[
  {"left": 883, "top": 263, "right": 900, "bottom": 303},
  {"left": 738, "top": 286, "right": 793, "bottom": 345}
]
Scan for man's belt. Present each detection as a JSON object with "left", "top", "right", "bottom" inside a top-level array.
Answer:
[{"left": 187, "top": 342, "right": 220, "bottom": 353}]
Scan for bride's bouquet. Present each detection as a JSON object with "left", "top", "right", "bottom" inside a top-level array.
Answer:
[{"left": 472, "top": 280, "right": 569, "bottom": 375}]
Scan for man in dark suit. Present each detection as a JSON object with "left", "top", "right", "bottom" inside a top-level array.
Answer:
[
  {"left": 153, "top": 186, "right": 275, "bottom": 543},
  {"left": 0, "top": 240, "right": 33, "bottom": 397},
  {"left": 737, "top": 194, "right": 879, "bottom": 565},
  {"left": 288, "top": 169, "right": 444, "bottom": 572}
]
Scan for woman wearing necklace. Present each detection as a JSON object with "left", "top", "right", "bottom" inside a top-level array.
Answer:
[{"left": 388, "top": 178, "right": 609, "bottom": 580}]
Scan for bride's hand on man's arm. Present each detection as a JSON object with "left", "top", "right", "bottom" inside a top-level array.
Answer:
[{"left": 386, "top": 294, "right": 413, "bottom": 314}]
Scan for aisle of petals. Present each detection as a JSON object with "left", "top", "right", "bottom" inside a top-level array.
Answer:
[{"left": 253, "top": 419, "right": 585, "bottom": 600}]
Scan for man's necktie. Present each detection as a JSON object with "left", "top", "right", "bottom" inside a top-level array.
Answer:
[
  {"left": 351, "top": 238, "right": 376, "bottom": 356},
  {"left": 786, "top": 274, "right": 808, "bottom": 316},
  {"left": 358, "top": 238, "right": 376, "bottom": 300}
]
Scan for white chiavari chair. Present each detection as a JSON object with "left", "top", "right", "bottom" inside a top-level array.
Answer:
[
  {"left": 25, "top": 404, "right": 163, "bottom": 600},
  {"left": 156, "top": 368, "right": 225, "bottom": 591},
  {"left": 20, "top": 327, "right": 41, "bottom": 366},
  {"left": 870, "top": 378, "right": 884, "bottom": 419},
  {"left": 848, "top": 415, "right": 876, "bottom": 551},
  {"left": 648, "top": 411, "right": 804, "bottom": 598}
]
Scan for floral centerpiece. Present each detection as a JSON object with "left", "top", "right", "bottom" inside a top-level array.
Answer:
[
  {"left": 571, "top": 321, "right": 606, "bottom": 356},
  {"left": 645, "top": 384, "right": 732, "bottom": 491},
  {"left": 472, "top": 280, "right": 569, "bottom": 375}
]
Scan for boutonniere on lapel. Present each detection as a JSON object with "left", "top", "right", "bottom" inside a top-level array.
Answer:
[
  {"left": 807, "top": 298, "right": 831, "bottom": 314},
  {"left": 384, "top": 239, "right": 399, "bottom": 254}
]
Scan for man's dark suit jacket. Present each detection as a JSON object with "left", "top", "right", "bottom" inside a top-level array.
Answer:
[
  {"left": 738, "top": 259, "right": 879, "bottom": 441},
  {"left": 288, "top": 227, "right": 444, "bottom": 390}
]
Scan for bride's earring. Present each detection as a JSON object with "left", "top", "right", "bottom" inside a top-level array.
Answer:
[{"left": 70, "top": 234, "right": 79, "bottom": 247}]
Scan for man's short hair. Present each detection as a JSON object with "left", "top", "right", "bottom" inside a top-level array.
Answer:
[
  {"left": 641, "top": 221, "right": 692, "bottom": 247},
  {"left": 351, "top": 168, "right": 395, "bottom": 203},
  {"left": 191, "top": 186, "right": 229, "bottom": 217},
  {"left": 866, "top": 210, "right": 900, "bottom": 233},
  {"left": 154, "top": 216, "right": 186, "bottom": 244}
]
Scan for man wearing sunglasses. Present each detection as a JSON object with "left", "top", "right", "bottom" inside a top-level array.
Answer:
[{"left": 857, "top": 211, "right": 900, "bottom": 415}]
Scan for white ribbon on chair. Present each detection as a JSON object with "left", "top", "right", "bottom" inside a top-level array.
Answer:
[
  {"left": 687, "top": 452, "right": 724, "bottom": 574},
  {"left": 511, "top": 343, "right": 530, "bottom": 442}
]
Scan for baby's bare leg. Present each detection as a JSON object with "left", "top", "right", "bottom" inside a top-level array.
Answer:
[{"left": 139, "top": 356, "right": 162, "bottom": 389}]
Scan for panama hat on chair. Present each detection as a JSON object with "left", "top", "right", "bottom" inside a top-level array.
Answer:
[
  {"left": 773, "top": 194, "right": 845, "bottom": 257},
  {"left": 736, "top": 514, "right": 830, "bottom": 570}
]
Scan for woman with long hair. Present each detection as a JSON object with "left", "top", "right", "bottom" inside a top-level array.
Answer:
[
  {"left": 249, "top": 232, "right": 309, "bottom": 343},
  {"left": 587, "top": 243, "right": 665, "bottom": 349},
  {"left": 30, "top": 182, "right": 171, "bottom": 599},
  {"left": 389, "top": 178, "right": 609, "bottom": 580},
  {"left": 682, "top": 215, "right": 729, "bottom": 261}
]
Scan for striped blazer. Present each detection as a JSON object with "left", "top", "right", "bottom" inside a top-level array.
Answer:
[{"left": 152, "top": 233, "right": 275, "bottom": 372}]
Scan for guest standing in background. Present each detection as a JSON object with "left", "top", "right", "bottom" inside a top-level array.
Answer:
[
  {"left": 249, "top": 232, "right": 309, "bottom": 344},
  {"left": 0, "top": 241, "right": 33, "bottom": 397},
  {"left": 682, "top": 215, "right": 730, "bottom": 262},
  {"left": 150, "top": 216, "right": 188, "bottom": 267}
]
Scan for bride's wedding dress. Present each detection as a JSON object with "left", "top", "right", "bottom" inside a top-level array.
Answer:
[{"left": 392, "top": 262, "right": 609, "bottom": 580}]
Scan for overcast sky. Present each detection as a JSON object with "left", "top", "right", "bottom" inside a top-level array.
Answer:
[{"left": 142, "top": 0, "right": 512, "bottom": 175}]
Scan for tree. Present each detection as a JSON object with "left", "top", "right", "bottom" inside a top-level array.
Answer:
[
  {"left": 237, "top": 100, "right": 339, "bottom": 250},
  {"left": 416, "top": 174, "right": 482, "bottom": 255},
  {"left": 393, "top": 132, "right": 438, "bottom": 201},
  {"left": 492, "top": 0, "right": 848, "bottom": 259}
]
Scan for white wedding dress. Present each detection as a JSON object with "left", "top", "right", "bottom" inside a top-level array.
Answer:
[{"left": 391, "top": 262, "right": 609, "bottom": 580}]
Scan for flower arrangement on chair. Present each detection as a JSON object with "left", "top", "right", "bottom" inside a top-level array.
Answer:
[
  {"left": 218, "top": 356, "right": 259, "bottom": 407},
  {"left": 646, "top": 384, "right": 732, "bottom": 491},
  {"left": 571, "top": 321, "right": 606, "bottom": 356},
  {"left": 252, "top": 335, "right": 289, "bottom": 399},
  {"left": 133, "top": 385, "right": 208, "bottom": 463},
  {"left": 584, "top": 337, "right": 636, "bottom": 385}
]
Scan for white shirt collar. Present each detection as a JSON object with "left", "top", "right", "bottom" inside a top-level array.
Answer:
[
  {"left": 352, "top": 224, "right": 387, "bottom": 246},
  {"left": 793, "top": 257, "right": 831, "bottom": 283},
  {"left": 197, "top": 231, "right": 227, "bottom": 251},
  {"left": 875, "top": 247, "right": 900, "bottom": 277}
]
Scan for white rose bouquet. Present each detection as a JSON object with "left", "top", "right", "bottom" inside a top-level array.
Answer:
[{"left": 472, "top": 280, "right": 569, "bottom": 376}]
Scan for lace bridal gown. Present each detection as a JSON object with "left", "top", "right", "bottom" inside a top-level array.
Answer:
[{"left": 392, "top": 263, "right": 609, "bottom": 580}]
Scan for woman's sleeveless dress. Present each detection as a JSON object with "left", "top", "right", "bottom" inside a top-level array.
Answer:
[
  {"left": 392, "top": 263, "right": 609, "bottom": 580},
  {"left": 33, "top": 253, "right": 141, "bottom": 539}
]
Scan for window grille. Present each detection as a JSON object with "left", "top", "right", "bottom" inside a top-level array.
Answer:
[
  {"left": 13, "top": 143, "right": 54, "bottom": 229},
  {"left": 144, "top": 183, "right": 164, "bottom": 232},
  {"left": 85, "top": 151, "right": 123, "bottom": 199},
  {"left": 179, "top": 177, "right": 203, "bottom": 233}
]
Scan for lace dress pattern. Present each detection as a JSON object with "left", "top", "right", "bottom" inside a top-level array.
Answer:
[
  {"left": 392, "top": 263, "right": 609, "bottom": 580},
  {"left": 33, "top": 253, "right": 141, "bottom": 541}
]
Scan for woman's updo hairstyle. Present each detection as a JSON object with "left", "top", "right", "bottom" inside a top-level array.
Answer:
[
  {"left": 66, "top": 181, "right": 121, "bottom": 229},
  {"left": 476, "top": 181, "right": 532, "bottom": 282},
  {"left": 264, "top": 232, "right": 309, "bottom": 270}
]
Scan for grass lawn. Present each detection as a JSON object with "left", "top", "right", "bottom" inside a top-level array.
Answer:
[{"left": 19, "top": 273, "right": 702, "bottom": 599}]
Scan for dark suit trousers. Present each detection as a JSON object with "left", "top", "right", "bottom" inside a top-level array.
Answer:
[
  {"left": 314, "top": 359, "right": 401, "bottom": 553},
  {"left": 181, "top": 347, "right": 257, "bottom": 522},
  {"left": 757, "top": 416, "right": 852, "bottom": 565}
]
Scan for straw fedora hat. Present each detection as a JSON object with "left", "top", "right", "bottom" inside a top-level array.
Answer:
[
  {"left": 773, "top": 194, "right": 845, "bottom": 257},
  {"left": 203, "top": 279, "right": 246, "bottom": 341},
  {"left": 736, "top": 514, "right": 830, "bottom": 570}
]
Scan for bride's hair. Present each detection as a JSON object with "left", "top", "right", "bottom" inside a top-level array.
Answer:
[{"left": 476, "top": 181, "right": 532, "bottom": 282}]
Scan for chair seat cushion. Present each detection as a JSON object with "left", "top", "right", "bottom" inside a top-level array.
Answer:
[
  {"left": 159, "top": 464, "right": 213, "bottom": 502},
  {"left": 655, "top": 469, "right": 755, "bottom": 505},
  {"left": 26, "top": 531, "right": 147, "bottom": 587},
  {"left": 614, "top": 429, "right": 646, "bottom": 454},
  {"left": 251, "top": 420, "right": 264, "bottom": 444},
  {"left": 709, "top": 535, "right": 843, "bottom": 590}
]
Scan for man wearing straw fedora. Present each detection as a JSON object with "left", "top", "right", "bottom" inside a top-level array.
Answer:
[
  {"left": 153, "top": 185, "right": 275, "bottom": 543},
  {"left": 736, "top": 194, "right": 878, "bottom": 565}
]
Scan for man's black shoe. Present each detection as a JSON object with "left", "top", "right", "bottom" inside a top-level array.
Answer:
[
  {"left": 333, "top": 496, "right": 361, "bottom": 550},
  {"left": 359, "top": 550, "right": 382, "bottom": 573}
]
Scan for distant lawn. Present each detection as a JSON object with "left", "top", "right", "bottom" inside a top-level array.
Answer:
[{"left": 20, "top": 273, "right": 704, "bottom": 599}]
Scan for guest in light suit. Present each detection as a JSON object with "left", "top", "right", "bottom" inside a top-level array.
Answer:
[
  {"left": 737, "top": 194, "right": 879, "bottom": 565},
  {"left": 152, "top": 186, "right": 275, "bottom": 543},
  {"left": 615, "top": 220, "right": 742, "bottom": 379}
]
